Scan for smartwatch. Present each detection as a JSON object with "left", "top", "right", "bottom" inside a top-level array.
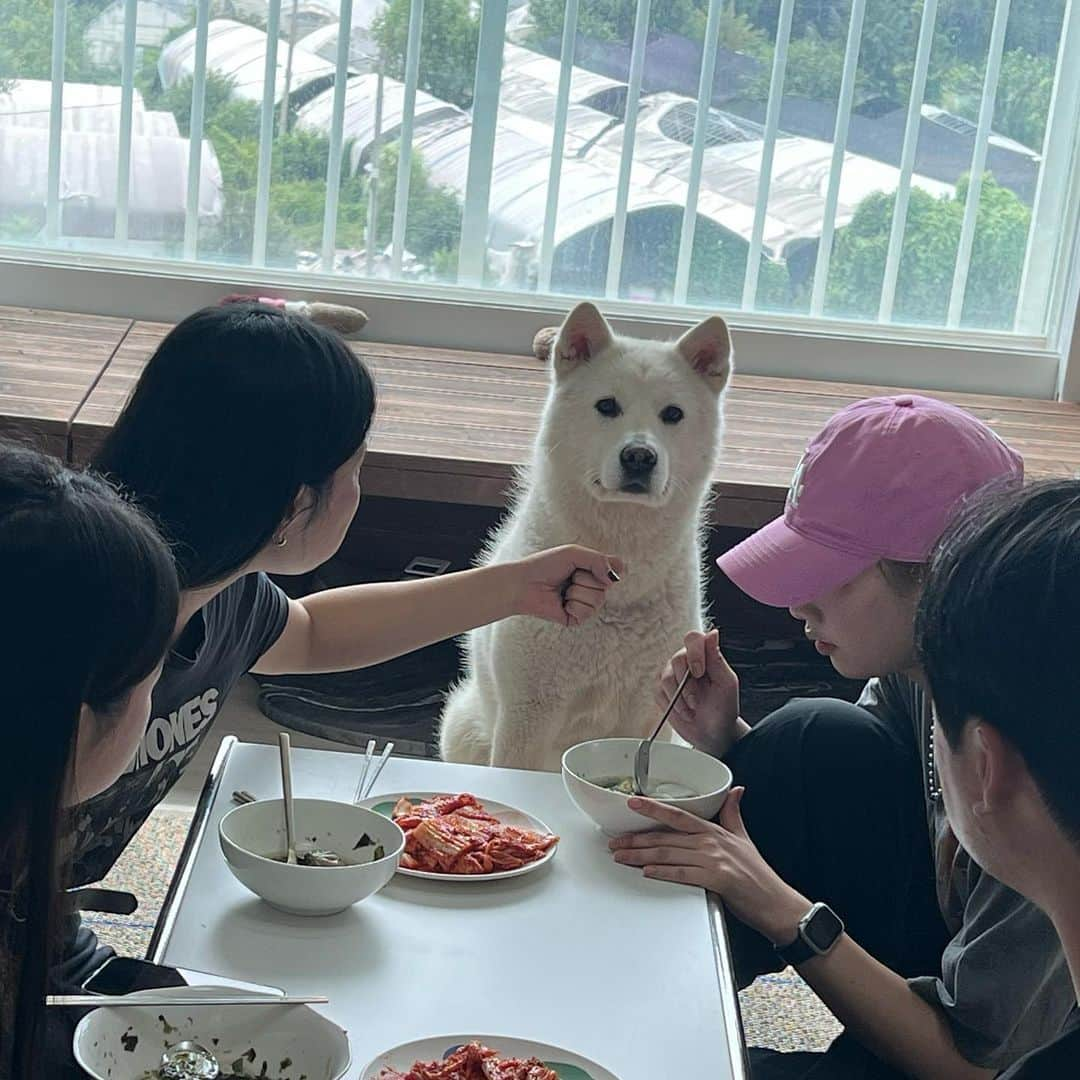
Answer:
[{"left": 774, "top": 902, "right": 845, "bottom": 966}]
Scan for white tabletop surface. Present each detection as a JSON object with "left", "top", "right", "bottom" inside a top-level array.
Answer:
[{"left": 154, "top": 739, "right": 745, "bottom": 1079}]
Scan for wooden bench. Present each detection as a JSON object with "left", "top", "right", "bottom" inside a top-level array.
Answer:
[
  {"left": 0, "top": 307, "right": 134, "bottom": 460},
  {"left": 5, "top": 304, "right": 1080, "bottom": 530}
]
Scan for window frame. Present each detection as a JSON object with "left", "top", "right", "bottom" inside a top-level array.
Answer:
[
  {"left": 4, "top": 0, "right": 1080, "bottom": 402},
  {"left": 1, "top": 244, "right": 1074, "bottom": 401}
]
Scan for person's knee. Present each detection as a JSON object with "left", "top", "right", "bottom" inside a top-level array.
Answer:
[
  {"left": 738, "top": 697, "right": 914, "bottom": 787},
  {"left": 758, "top": 697, "right": 894, "bottom": 750}
]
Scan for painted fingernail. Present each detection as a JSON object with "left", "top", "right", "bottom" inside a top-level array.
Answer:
[{"left": 607, "top": 566, "right": 621, "bottom": 582}]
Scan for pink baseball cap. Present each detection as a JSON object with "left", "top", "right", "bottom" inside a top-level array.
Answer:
[{"left": 718, "top": 395, "right": 1024, "bottom": 608}]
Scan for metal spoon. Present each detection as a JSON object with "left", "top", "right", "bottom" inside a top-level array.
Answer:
[
  {"left": 160, "top": 1040, "right": 220, "bottom": 1079},
  {"left": 633, "top": 668, "right": 692, "bottom": 796},
  {"left": 278, "top": 732, "right": 298, "bottom": 865},
  {"left": 296, "top": 848, "right": 346, "bottom": 867}
]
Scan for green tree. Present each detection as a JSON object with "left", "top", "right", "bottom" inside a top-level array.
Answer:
[
  {"left": 939, "top": 48, "right": 1053, "bottom": 151},
  {"left": 529, "top": 0, "right": 767, "bottom": 53},
  {"left": 739, "top": 0, "right": 1060, "bottom": 114},
  {"left": 551, "top": 209, "right": 789, "bottom": 307},
  {"left": 372, "top": 0, "right": 479, "bottom": 110},
  {"left": 745, "top": 1, "right": 953, "bottom": 109},
  {"left": 824, "top": 175, "right": 1030, "bottom": 328},
  {"left": 0, "top": 0, "right": 110, "bottom": 83},
  {"left": 741, "top": 0, "right": 1064, "bottom": 64},
  {"left": 369, "top": 142, "right": 462, "bottom": 271},
  {"left": 745, "top": 27, "right": 847, "bottom": 102},
  {"left": 938, "top": 0, "right": 1066, "bottom": 64},
  {"left": 153, "top": 67, "right": 461, "bottom": 268},
  {"left": 155, "top": 72, "right": 261, "bottom": 141},
  {"left": 529, "top": 0, "right": 701, "bottom": 43},
  {"left": 731, "top": 1, "right": 848, "bottom": 43}
]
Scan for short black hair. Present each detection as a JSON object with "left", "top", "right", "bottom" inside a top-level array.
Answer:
[
  {"left": 916, "top": 478, "right": 1080, "bottom": 845},
  {"left": 95, "top": 302, "right": 377, "bottom": 588}
]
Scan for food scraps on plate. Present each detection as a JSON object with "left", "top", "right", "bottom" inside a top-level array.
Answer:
[
  {"left": 392, "top": 794, "right": 557, "bottom": 875},
  {"left": 378, "top": 1041, "right": 559, "bottom": 1080}
]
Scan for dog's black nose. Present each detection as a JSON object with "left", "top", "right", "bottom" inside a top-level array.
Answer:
[{"left": 620, "top": 443, "right": 658, "bottom": 475}]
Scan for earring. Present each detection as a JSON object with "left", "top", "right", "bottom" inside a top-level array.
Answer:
[{"left": 275, "top": 534, "right": 288, "bottom": 548}]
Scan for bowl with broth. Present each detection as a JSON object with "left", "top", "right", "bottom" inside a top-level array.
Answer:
[
  {"left": 562, "top": 738, "right": 732, "bottom": 836},
  {"left": 219, "top": 798, "right": 405, "bottom": 915}
]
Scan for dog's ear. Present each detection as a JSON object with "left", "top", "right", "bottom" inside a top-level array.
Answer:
[
  {"left": 551, "top": 302, "right": 614, "bottom": 373},
  {"left": 676, "top": 316, "right": 732, "bottom": 390}
]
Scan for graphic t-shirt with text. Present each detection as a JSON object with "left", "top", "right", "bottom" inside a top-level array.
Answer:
[{"left": 68, "top": 572, "right": 289, "bottom": 886}]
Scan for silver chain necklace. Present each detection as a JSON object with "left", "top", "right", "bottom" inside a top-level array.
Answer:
[{"left": 927, "top": 717, "right": 942, "bottom": 802}]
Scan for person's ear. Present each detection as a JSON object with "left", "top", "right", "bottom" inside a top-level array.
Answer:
[
  {"left": 971, "top": 722, "right": 1023, "bottom": 817},
  {"left": 276, "top": 486, "right": 317, "bottom": 546}
]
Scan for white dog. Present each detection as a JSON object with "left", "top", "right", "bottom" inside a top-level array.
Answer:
[{"left": 438, "top": 301, "right": 731, "bottom": 771}]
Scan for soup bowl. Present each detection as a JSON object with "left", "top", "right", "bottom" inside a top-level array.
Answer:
[
  {"left": 219, "top": 797, "right": 404, "bottom": 916},
  {"left": 562, "top": 738, "right": 732, "bottom": 835}
]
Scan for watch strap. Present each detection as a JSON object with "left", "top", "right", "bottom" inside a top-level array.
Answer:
[{"left": 774, "top": 930, "right": 818, "bottom": 967}]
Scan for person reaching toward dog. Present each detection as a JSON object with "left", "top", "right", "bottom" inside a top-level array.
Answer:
[{"left": 59, "top": 300, "right": 623, "bottom": 990}]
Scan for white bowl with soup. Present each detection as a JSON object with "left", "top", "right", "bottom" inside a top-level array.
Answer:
[
  {"left": 219, "top": 798, "right": 405, "bottom": 915},
  {"left": 562, "top": 738, "right": 732, "bottom": 835}
]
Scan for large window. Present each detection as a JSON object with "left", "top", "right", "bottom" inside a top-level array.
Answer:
[{"left": 1, "top": 0, "right": 1079, "bottom": 394}]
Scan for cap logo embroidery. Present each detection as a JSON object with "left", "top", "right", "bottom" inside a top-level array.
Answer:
[{"left": 788, "top": 451, "right": 808, "bottom": 510}]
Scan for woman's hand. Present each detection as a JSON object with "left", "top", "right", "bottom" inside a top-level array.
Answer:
[
  {"left": 513, "top": 546, "right": 624, "bottom": 627},
  {"left": 609, "top": 788, "right": 810, "bottom": 946},
  {"left": 658, "top": 629, "right": 745, "bottom": 757}
]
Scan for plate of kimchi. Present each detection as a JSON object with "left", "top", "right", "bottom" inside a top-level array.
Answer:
[
  {"left": 361, "top": 1036, "right": 620, "bottom": 1079},
  {"left": 356, "top": 792, "right": 559, "bottom": 880}
]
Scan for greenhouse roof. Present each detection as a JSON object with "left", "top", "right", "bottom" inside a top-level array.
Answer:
[
  {"left": 159, "top": 19, "right": 341, "bottom": 105},
  {"left": 0, "top": 80, "right": 177, "bottom": 136},
  {"left": 0, "top": 126, "right": 223, "bottom": 239}
]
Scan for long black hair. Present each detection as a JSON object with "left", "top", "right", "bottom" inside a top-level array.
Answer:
[
  {"left": 0, "top": 443, "right": 178, "bottom": 1080},
  {"left": 94, "top": 302, "right": 377, "bottom": 588}
]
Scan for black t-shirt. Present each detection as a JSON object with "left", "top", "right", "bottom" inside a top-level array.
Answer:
[
  {"left": 67, "top": 572, "right": 289, "bottom": 887},
  {"left": 997, "top": 1014, "right": 1080, "bottom": 1078}
]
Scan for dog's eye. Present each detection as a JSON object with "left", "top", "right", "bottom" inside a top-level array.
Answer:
[
  {"left": 595, "top": 398, "right": 622, "bottom": 418},
  {"left": 660, "top": 405, "right": 684, "bottom": 424}
]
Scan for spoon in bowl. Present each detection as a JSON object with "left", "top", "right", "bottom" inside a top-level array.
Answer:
[
  {"left": 278, "top": 732, "right": 298, "bottom": 865},
  {"left": 160, "top": 1040, "right": 220, "bottom": 1079},
  {"left": 277, "top": 733, "right": 347, "bottom": 867},
  {"left": 633, "top": 668, "right": 692, "bottom": 796}
]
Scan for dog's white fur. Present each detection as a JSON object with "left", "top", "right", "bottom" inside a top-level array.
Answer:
[{"left": 438, "top": 302, "right": 732, "bottom": 771}]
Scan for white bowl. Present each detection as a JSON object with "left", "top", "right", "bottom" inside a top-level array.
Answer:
[
  {"left": 562, "top": 738, "right": 732, "bottom": 835},
  {"left": 219, "top": 798, "right": 405, "bottom": 915},
  {"left": 73, "top": 986, "right": 350, "bottom": 1080}
]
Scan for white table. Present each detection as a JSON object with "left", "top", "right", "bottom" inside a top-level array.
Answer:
[{"left": 150, "top": 738, "right": 748, "bottom": 1079}]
